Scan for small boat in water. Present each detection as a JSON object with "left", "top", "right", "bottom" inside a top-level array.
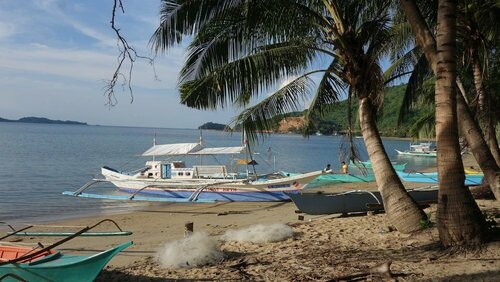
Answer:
[
  {"left": 395, "top": 142, "right": 437, "bottom": 157},
  {"left": 397, "top": 171, "right": 483, "bottom": 185},
  {"left": 64, "top": 139, "right": 327, "bottom": 202},
  {"left": 288, "top": 187, "right": 438, "bottom": 215},
  {"left": 0, "top": 241, "right": 132, "bottom": 282}
]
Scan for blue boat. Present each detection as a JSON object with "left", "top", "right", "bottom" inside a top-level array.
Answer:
[
  {"left": 0, "top": 241, "right": 132, "bottom": 282},
  {"left": 397, "top": 171, "right": 483, "bottom": 185},
  {"left": 349, "top": 160, "right": 407, "bottom": 171},
  {"left": 307, "top": 173, "right": 375, "bottom": 187}
]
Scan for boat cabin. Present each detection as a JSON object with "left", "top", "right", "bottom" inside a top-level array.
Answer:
[
  {"left": 137, "top": 142, "right": 247, "bottom": 180},
  {"left": 141, "top": 161, "right": 232, "bottom": 180},
  {"left": 409, "top": 142, "right": 436, "bottom": 153}
]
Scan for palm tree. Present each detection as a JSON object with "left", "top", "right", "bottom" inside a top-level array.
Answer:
[
  {"left": 458, "top": 0, "right": 500, "bottom": 167},
  {"left": 401, "top": 0, "right": 500, "bottom": 200},
  {"left": 151, "top": 0, "right": 426, "bottom": 233},
  {"left": 402, "top": 0, "right": 487, "bottom": 246}
]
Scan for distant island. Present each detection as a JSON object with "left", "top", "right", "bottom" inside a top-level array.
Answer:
[
  {"left": 0, "top": 116, "right": 87, "bottom": 125},
  {"left": 198, "top": 122, "right": 230, "bottom": 131}
]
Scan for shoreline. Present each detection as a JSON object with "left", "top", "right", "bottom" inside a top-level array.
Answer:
[{"left": 3, "top": 154, "right": 497, "bottom": 281}]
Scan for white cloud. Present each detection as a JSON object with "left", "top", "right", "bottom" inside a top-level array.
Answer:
[
  {"left": 0, "top": 44, "right": 185, "bottom": 90},
  {"left": 0, "top": 22, "right": 16, "bottom": 39}
]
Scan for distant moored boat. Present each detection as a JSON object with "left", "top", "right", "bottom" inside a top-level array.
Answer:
[{"left": 395, "top": 142, "right": 437, "bottom": 157}]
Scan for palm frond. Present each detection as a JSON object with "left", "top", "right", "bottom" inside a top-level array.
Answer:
[
  {"left": 180, "top": 39, "right": 318, "bottom": 109},
  {"left": 398, "top": 54, "right": 433, "bottom": 123},
  {"left": 151, "top": 0, "right": 243, "bottom": 52},
  {"left": 409, "top": 110, "right": 435, "bottom": 139},
  {"left": 384, "top": 47, "right": 421, "bottom": 85},
  {"left": 231, "top": 75, "right": 315, "bottom": 143},
  {"left": 303, "top": 63, "right": 346, "bottom": 135}
]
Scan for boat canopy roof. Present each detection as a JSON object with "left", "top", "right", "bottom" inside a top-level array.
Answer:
[
  {"left": 142, "top": 143, "right": 202, "bottom": 156},
  {"left": 142, "top": 143, "right": 245, "bottom": 156},
  {"left": 189, "top": 146, "right": 245, "bottom": 155}
]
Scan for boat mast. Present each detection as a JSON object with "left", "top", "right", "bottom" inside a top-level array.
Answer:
[
  {"left": 152, "top": 131, "right": 156, "bottom": 162},
  {"left": 243, "top": 130, "right": 249, "bottom": 179},
  {"left": 199, "top": 130, "right": 203, "bottom": 165},
  {"left": 243, "top": 130, "right": 258, "bottom": 179}
]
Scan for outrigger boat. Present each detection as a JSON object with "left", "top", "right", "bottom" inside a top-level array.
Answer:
[
  {"left": 287, "top": 186, "right": 438, "bottom": 215},
  {"left": 464, "top": 167, "right": 483, "bottom": 175},
  {"left": 307, "top": 173, "right": 375, "bottom": 188},
  {"left": 0, "top": 242, "right": 132, "bottom": 282},
  {"left": 396, "top": 171, "right": 483, "bottom": 185},
  {"left": 349, "top": 160, "right": 406, "bottom": 171},
  {"left": 0, "top": 220, "right": 132, "bottom": 282},
  {"left": 1, "top": 219, "right": 132, "bottom": 237},
  {"left": 64, "top": 139, "right": 327, "bottom": 202},
  {"left": 395, "top": 142, "right": 437, "bottom": 157}
]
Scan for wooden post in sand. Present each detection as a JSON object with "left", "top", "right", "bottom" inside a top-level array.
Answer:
[{"left": 184, "top": 222, "right": 194, "bottom": 237}]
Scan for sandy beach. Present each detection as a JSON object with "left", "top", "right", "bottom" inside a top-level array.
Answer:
[{"left": 3, "top": 154, "right": 499, "bottom": 281}]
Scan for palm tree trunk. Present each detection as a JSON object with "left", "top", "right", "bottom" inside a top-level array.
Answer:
[
  {"left": 456, "top": 91, "right": 500, "bottom": 199},
  {"left": 472, "top": 53, "right": 500, "bottom": 166},
  {"left": 358, "top": 97, "right": 426, "bottom": 233},
  {"left": 434, "top": 0, "right": 486, "bottom": 247},
  {"left": 401, "top": 0, "right": 500, "bottom": 200}
]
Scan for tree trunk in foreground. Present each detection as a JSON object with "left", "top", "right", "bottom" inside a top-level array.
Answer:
[
  {"left": 401, "top": 0, "right": 500, "bottom": 200},
  {"left": 359, "top": 97, "right": 426, "bottom": 233},
  {"left": 456, "top": 91, "right": 500, "bottom": 199},
  {"left": 435, "top": 0, "right": 486, "bottom": 247},
  {"left": 472, "top": 53, "right": 500, "bottom": 167}
]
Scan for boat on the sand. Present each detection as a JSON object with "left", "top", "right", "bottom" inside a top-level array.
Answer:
[
  {"left": 349, "top": 160, "right": 406, "bottom": 171},
  {"left": 0, "top": 241, "right": 132, "bottom": 282},
  {"left": 287, "top": 187, "right": 438, "bottom": 215},
  {"left": 464, "top": 167, "right": 483, "bottom": 175},
  {"left": 396, "top": 171, "right": 483, "bottom": 185},
  {"left": 307, "top": 173, "right": 375, "bottom": 187},
  {"left": 0, "top": 219, "right": 132, "bottom": 282}
]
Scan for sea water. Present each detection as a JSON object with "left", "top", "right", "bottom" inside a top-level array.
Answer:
[{"left": 0, "top": 122, "right": 435, "bottom": 223}]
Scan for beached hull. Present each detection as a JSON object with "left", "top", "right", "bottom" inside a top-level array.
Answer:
[
  {"left": 395, "top": 149, "right": 437, "bottom": 157},
  {"left": 307, "top": 173, "right": 375, "bottom": 187},
  {"left": 464, "top": 168, "right": 483, "bottom": 175},
  {"left": 102, "top": 167, "right": 324, "bottom": 202},
  {"left": 0, "top": 241, "right": 132, "bottom": 282},
  {"left": 288, "top": 188, "right": 438, "bottom": 215},
  {"left": 397, "top": 171, "right": 483, "bottom": 185}
]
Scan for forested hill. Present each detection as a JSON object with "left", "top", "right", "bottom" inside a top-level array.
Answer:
[
  {"left": 279, "top": 84, "right": 431, "bottom": 137},
  {"left": 0, "top": 117, "right": 87, "bottom": 125},
  {"left": 198, "top": 122, "right": 230, "bottom": 131}
]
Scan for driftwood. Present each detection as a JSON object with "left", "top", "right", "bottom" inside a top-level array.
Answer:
[{"left": 326, "top": 261, "right": 393, "bottom": 282}]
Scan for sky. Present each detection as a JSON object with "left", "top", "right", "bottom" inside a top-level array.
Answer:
[{"left": 0, "top": 0, "right": 239, "bottom": 128}]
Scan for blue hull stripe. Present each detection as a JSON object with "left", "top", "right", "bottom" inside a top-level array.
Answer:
[{"left": 119, "top": 188, "right": 297, "bottom": 202}]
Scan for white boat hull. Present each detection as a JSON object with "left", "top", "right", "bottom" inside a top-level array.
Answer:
[
  {"left": 395, "top": 149, "right": 437, "bottom": 157},
  {"left": 101, "top": 167, "right": 325, "bottom": 202}
]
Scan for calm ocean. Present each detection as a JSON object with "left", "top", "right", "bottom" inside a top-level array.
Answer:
[{"left": 0, "top": 122, "right": 435, "bottom": 224}]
